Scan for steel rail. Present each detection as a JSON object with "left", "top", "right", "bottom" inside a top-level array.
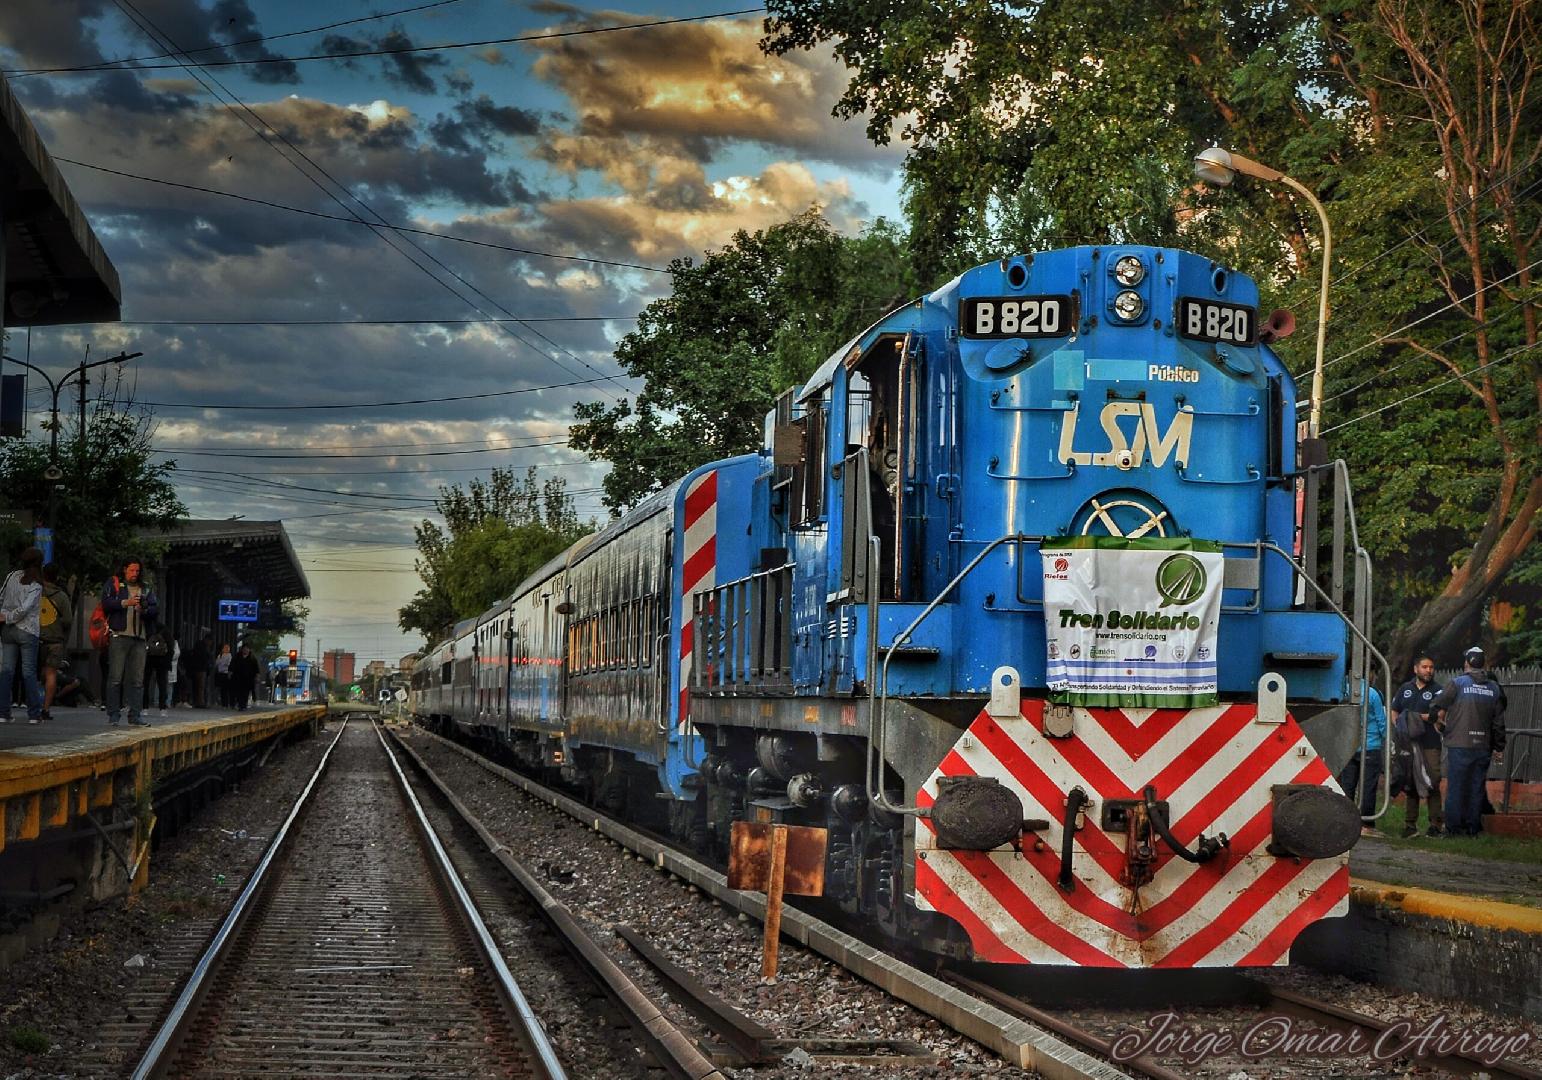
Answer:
[
  {"left": 131, "top": 717, "right": 351, "bottom": 1080},
  {"left": 373, "top": 720, "right": 569, "bottom": 1080},
  {"left": 1259, "top": 983, "right": 1542, "bottom": 1080},
  {"left": 383, "top": 724, "right": 725, "bottom": 1080},
  {"left": 398, "top": 723, "right": 1130, "bottom": 1079},
  {"left": 947, "top": 973, "right": 1189, "bottom": 1080}
]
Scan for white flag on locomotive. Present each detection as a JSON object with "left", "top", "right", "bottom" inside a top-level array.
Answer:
[{"left": 1041, "top": 537, "right": 1223, "bottom": 708}]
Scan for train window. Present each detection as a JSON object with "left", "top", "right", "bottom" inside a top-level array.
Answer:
[
  {"left": 441, "top": 661, "right": 451, "bottom": 685},
  {"left": 790, "top": 398, "right": 826, "bottom": 527}
]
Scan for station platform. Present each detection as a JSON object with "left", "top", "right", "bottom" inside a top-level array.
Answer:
[
  {"left": 0, "top": 703, "right": 326, "bottom": 908},
  {"left": 1294, "top": 836, "right": 1542, "bottom": 1021}
]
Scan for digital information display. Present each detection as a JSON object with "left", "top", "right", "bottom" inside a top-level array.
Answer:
[{"left": 218, "top": 599, "right": 259, "bottom": 622}]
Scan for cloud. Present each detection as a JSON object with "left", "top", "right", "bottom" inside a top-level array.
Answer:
[
  {"left": 526, "top": 11, "right": 900, "bottom": 173},
  {"left": 319, "top": 27, "right": 447, "bottom": 94},
  {"left": 0, "top": 0, "right": 298, "bottom": 82},
  {"left": 429, "top": 94, "right": 542, "bottom": 153},
  {"left": 533, "top": 161, "right": 867, "bottom": 264}
]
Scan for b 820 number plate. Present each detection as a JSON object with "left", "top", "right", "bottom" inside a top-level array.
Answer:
[
  {"left": 1177, "top": 297, "right": 1256, "bottom": 345},
  {"left": 961, "top": 295, "right": 1074, "bottom": 339}
]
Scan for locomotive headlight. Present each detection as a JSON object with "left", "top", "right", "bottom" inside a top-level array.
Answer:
[
  {"left": 1113, "top": 289, "right": 1145, "bottom": 322},
  {"left": 1113, "top": 255, "right": 1146, "bottom": 286}
]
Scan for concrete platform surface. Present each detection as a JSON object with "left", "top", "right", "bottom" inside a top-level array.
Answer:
[
  {"left": 0, "top": 704, "right": 298, "bottom": 755},
  {"left": 1350, "top": 834, "right": 1542, "bottom": 912}
]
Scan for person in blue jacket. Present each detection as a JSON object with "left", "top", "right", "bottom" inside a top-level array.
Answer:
[
  {"left": 1433, "top": 647, "right": 1507, "bottom": 837},
  {"left": 1337, "top": 682, "right": 1387, "bottom": 835}
]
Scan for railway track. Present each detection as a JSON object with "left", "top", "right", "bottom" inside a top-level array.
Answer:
[
  {"left": 399, "top": 721, "right": 1542, "bottom": 1080},
  {"left": 131, "top": 719, "right": 566, "bottom": 1079}
]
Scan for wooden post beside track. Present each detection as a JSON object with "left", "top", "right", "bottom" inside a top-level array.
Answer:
[{"left": 761, "top": 824, "right": 788, "bottom": 981}]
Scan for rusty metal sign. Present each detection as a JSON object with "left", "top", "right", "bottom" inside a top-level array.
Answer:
[{"left": 728, "top": 821, "right": 826, "bottom": 897}]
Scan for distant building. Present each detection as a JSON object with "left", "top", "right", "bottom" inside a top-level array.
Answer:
[
  {"left": 361, "top": 659, "right": 389, "bottom": 680},
  {"left": 323, "top": 649, "right": 356, "bottom": 685},
  {"left": 398, "top": 652, "right": 420, "bottom": 673}
]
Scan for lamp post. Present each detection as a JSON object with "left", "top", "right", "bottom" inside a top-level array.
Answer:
[
  {"left": 0, "top": 349, "right": 144, "bottom": 550},
  {"left": 1194, "top": 147, "right": 1333, "bottom": 439}
]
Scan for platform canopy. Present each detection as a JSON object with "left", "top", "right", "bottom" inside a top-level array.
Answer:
[
  {"left": 151, "top": 520, "right": 311, "bottom": 601},
  {"left": 0, "top": 74, "right": 121, "bottom": 326}
]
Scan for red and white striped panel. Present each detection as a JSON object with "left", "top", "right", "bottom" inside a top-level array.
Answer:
[
  {"left": 914, "top": 700, "right": 1349, "bottom": 967},
  {"left": 677, "top": 470, "right": 718, "bottom": 726}
]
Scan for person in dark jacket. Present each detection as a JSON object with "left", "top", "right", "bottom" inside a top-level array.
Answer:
[
  {"left": 1390, "top": 656, "right": 1444, "bottom": 836},
  {"left": 1432, "top": 647, "right": 1507, "bottom": 837},
  {"left": 230, "top": 641, "right": 261, "bottom": 711},
  {"left": 102, "top": 557, "right": 159, "bottom": 727},
  {"left": 184, "top": 634, "right": 213, "bottom": 708}
]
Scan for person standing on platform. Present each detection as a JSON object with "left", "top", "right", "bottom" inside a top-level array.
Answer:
[
  {"left": 184, "top": 633, "right": 211, "bottom": 708},
  {"left": 214, "top": 642, "right": 233, "bottom": 708},
  {"left": 1337, "top": 683, "right": 1388, "bottom": 836},
  {"left": 1433, "top": 647, "right": 1507, "bottom": 837},
  {"left": 0, "top": 548, "right": 46, "bottom": 725},
  {"left": 102, "top": 557, "right": 159, "bottom": 727},
  {"left": 144, "top": 622, "right": 173, "bottom": 718},
  {"left": 230, "top": 641, "right": 260, "bottom": 711},
  {"left": 165, "top": 629, "right": 181, "bottom": 711},
  {"left": 1391, "top": 655, "right": 1445, "bottom": 836},
  {"left": 38, "top": 563, "right": 73, "bottom": 721}
]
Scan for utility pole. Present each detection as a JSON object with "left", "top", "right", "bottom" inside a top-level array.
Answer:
[{"left": 0, "top": 348, "right": 143, "bottom": 549}]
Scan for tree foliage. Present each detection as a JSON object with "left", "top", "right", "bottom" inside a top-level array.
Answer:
[
  {"left": 0, "top": 380, "right": 185, "bottom": 593},
  {"left": 763, "top": 0, "right": 1540, "bottom": 672},
  {"left": 571, "top": 211, "right": 917, "bottom": 512},
  {"left": 399, "top": 466, "right": 588, "bottom": 644}
]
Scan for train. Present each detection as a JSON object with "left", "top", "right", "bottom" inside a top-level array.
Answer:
[
  {"left": 410, "top": 244, "right": 1368, "bottom": 969},
  {"left": 269, "top": 657, "right": 324, "bottom": 705}
]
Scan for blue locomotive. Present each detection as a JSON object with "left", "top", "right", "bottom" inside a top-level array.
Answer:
[{"left": 411, "top": 245, "right": 1364, "bottom": 968}]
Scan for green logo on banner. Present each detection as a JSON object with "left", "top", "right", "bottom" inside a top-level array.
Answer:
[{"left": 1155, "top": 553, "right": 1207, "bottom": 607}]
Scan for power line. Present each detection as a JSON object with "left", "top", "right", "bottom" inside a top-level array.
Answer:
[
  {"left": 1302, "top": 254, "right": 1542, "bottom": 379},
  {"left": 99, "top": 0, "right": 625, "bottom": 397},
  {"left": 160, "top": 432, "right": 569, "bottom": 451},
  {"left": 54, "top": 158, "right": 669, "bottom": 275},
  {"left": 114, "top": 316, "right": 640, "bottom": 326},
  {"left": 170, "top": 460, "right": 595, "bottom": 477},
  {"left": 1320, "top": 303, "right": 1532, "bottom": 406},
  {"left": 139, "top": 376, "right": 610, "bottom": 410},
  {"left": 178, "top": 468, "right": 440, "bottom": 503},
  {"left": 162, "top": 437, "right": 572, "bottom": 460},
  {"left": 4, "top": 8, "right": 768, "bottom": 75},
  {"left": 1321, "top": 342, "right": 1537, "bottom": 434},
  {"left": 6, "top": 0, "right": 469, "bottom": 78}
]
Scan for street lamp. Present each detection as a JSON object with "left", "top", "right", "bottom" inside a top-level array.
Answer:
[
  {"left": 0, "top": 349, "right": 143, "bottom": 551},
  {"left": 1194, "top": 147, "right": 1333, "bottom": 439}
]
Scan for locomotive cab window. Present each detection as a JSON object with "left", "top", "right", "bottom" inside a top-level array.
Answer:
[{"left": 845, "top": 333, "right": 921, "bottom": 601}]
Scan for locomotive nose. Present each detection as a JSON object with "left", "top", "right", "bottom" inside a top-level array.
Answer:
[{"left": 1269, "top": 785, "right": 1361, "bottom": 859}]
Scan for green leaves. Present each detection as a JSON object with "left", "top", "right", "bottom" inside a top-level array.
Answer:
[
  {"left": 571, "top": 211, "right": 917, "bottom": 512},
  {"left": 398, "top": 466, "right": 590, "bottom": 643}
]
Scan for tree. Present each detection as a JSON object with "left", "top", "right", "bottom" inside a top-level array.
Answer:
[
  {"left": 762, "top": 0, "right": 1541, "bottom": 673},
  {"left": 763, "top": 0, "right": 1340, "bottom": 284},
  {"left": 0, "top": 386, "right": 185, "bottom": 589},
  {"left": 571, "top": 211, "right": 917, "bottom": 512},
  {"left": 399, "top": 467, "right": 588, "bottom": 643},
  {"left": 242, "top": 599, "right": 310, "bottom": 658}
]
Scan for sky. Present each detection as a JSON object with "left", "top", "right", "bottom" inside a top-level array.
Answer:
[{"left": 0, "top": 0, "right": 903, "bottom": 667}]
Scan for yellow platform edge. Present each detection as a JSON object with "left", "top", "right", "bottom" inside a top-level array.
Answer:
[
  {"left": 0, "top": 706, "right": 327, "bottom": 801},
  {"left": 1351, "top": 877, "right": 1542, "bottom": 936}
]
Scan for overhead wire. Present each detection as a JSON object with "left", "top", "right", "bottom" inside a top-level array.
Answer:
[
  {"left": 53, "top": 158, "right": 668, "bottom": 275},
  {"left": 1321, "top": 341, "right": 1538, "bottom": 434},
  {"left": 138, "top": 376, "right": 611, "bottom": 410},
  {"left": 100, "top": 0, "right": 628, "bottom": 398},
  {"left": 1298, "top": 254, "right": 1542, "bottom": 380},
  {"left": 3, "top": 8, "right": 769, "bottom": 75},
  {"left": 1320, "top": 303, "right": 1532, "bottom": 406},
  {"left": 5, "top": 0, "right": 470, "bottom": 78},
  {"left": 158, "top": 437, "right": 572, "bottom": 460},
  {"left": 113, "top": 316, "right": 641, "bottom": 326}
]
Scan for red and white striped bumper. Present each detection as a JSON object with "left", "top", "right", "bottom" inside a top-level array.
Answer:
[{"left": 915, "top": 701, "right": 1349, "bottom": 967}]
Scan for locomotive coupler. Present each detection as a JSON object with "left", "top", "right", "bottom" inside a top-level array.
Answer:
[{"left": 1143, "top": 784, "right": 1229, "bottom": 864}]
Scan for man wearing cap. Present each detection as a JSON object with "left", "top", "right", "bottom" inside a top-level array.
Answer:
[{"left": 1432, "top": 647, "right": 1507, "bottom": 837}]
